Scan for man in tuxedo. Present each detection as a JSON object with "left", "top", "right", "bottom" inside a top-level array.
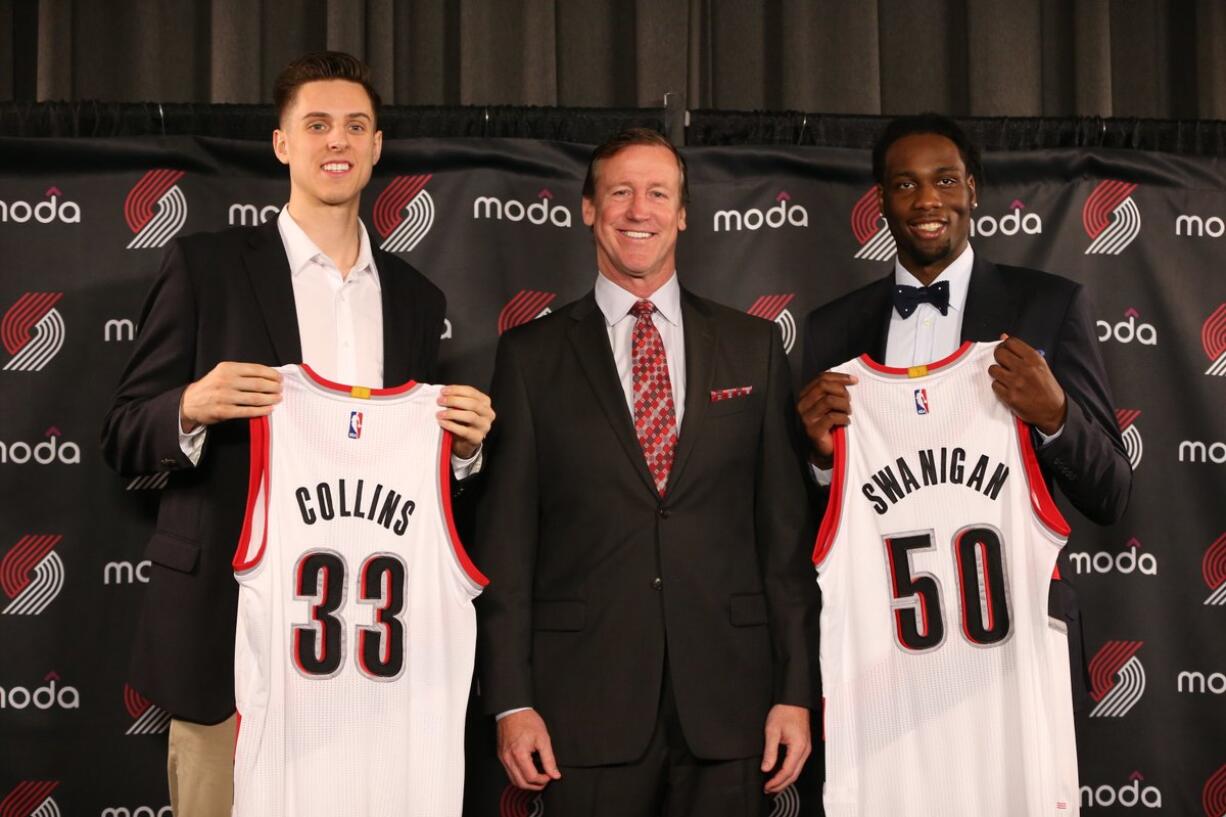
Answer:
[
  {"left": 100, "top": 52, "right": 493, "bottom": 817},
  {"left": 798, "top": 112, "right": 1130, "bottom": 525},
  {"left": 475, "top": 129, "right": 818, "bottom": 816}
]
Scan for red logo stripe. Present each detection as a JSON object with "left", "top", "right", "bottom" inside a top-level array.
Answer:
[
  {"left": 497, "top": 290, "right": 556, "bottom": 335},
  {"left": 0, "top": 781, "right": 59, "bottom": 817},
  {"left": 372, "top": 175, "right": 431, "bottom": 238},
  {"left": 0, "top": 535, "right": 62, "bottom": 599},
  {"left": 1202, "top": 303, "right": 1226, "bottom": 361},
  {"left": 498, "top": 785, "right": 537, "bottom": 817},
  {"left": 1089, "top": 640, "right": 1143, "bottom": 701},
  {"left": 1203, "top": 532, "right": 1226, "bottom": 591},
  {"left": 1115, "top": 408, "right": 1141, "bottom": 431},
  {"left": 123, "top": 169, "right": 185, "bottom": 233},
  {"left": 123, "top": 682, "right": 152, "bottom": 719},
  {"left": 1203, "top": 763, "right": 1226, "bottom": 817},
  {"left": 850, "top": 187, "right": 880, "bottom": 245},
  {"left": 1082, "top": 180, "right": 1138, "bottom": 239},
  {"left": 747, "top": 294, "right": 795, "bottom": 321},
  {"left": 1, "top": 293, "right": 63, "bottom": 355}
]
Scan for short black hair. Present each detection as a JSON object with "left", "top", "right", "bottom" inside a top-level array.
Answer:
[
  {"left": 274, "top": 51, "right": 381, "bottom": 126},
  {"left": 582, "top": 128, "right": 688, "bottom": 205},
  {"left": 871, "top": 113, "right": 982, "bottom": 187}
]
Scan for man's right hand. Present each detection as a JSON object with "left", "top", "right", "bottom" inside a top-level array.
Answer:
[
  {"left": 796, "top": 371, "right": 858, "bottom": 468},
  {"left": 180, "top": 362, "right": 283, "bottom": 432},
  {"left": 497, "top": 709, "right": 562, "bottom": 791}
]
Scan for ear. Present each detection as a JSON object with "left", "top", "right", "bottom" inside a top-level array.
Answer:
[
  {"left": 967, "top": 174, "right": 977, "bottom": 207},
  {"left": 272, "top": 129, "right": 289, "bottom": 166},
  {"left": 372, "top": 129, "right": 384, "bottom": 166},
  {"left": 581, "top": 196, "right": 596, "bottom": 227},
  {"left": 677, "top": 204, "right": 687, "bottom": 232}
]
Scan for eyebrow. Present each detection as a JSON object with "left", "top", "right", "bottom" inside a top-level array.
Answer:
[{"left": 300, "top": 112, "right": 372, "bottom": 121}]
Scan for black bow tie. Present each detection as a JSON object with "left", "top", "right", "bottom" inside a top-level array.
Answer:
[{"left": 893, "top": 281, "right": 950, "bottom": 319}]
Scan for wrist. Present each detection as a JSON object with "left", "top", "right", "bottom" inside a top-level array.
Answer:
[{"left": 179, "top": 388, "right": 199, "bottom": 433}]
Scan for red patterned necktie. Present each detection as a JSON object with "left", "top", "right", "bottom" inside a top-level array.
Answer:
[{"left": 630, "top": 300, "right": 678, "bottom": 495}]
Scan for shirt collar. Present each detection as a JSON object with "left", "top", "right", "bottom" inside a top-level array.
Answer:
[
  {"left": 892, "top": 244, "right": 974, "bottom": 314},
  {"left": 277, "top": 206, "right": 380, "bottom": 289},
  {"left": 594, "top": 271, "right": 683, "bottom": 327}
]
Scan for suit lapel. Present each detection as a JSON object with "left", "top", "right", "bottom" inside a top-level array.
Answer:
[
  {"left": 376, "top": 249, "right": 411, "bottom": 384},
  {"left": 567, "top": 294, "right": 661, "bottom": 497},
  {"left": 961, "top": 255, "right": 1017, "bottom": 341},
  {"left": 243, "top": 220, "right": 302, "bottom": 365},
  {"left": 869, "top": 273, "right": 893, "bottom": 360},
  {"left": 667, "top": 290, "right": 714, "bottom": 494}
]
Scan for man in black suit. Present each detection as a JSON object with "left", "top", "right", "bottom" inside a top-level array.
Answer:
[
  {"left": 798, "top": 113, "right": 1130, "bottom": 526},
  {"left": 475, "top": 129, "right": 818, "bottom": 816},
  {"left": 100, "top": 52, "right": 493, "bottom": 817}
]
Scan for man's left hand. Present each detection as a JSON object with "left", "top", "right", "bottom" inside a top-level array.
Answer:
[
  {"left": 437, "top": 385, "right": 495, "bottom": 459},
  {"left": 761, "top": 703, "right": 810, "bottom": 794},
  {"left": 988, "top": 335, "right": 1067, "bottom": 435}
]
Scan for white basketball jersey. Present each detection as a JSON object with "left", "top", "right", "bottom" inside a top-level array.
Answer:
[
  {"left": 232, "top": 364, "right": 487, "bottom": 817},
  {"left": 814, "top": 341, "right": 1079, "bottom": 816}
]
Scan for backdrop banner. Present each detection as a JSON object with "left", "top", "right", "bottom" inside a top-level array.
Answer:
[{"left": 1, "top": 135, "right": 1223, "bottom": 817}]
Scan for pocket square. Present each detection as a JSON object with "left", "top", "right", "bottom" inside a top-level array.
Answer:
[{"left": 710, "top": 386, "right": 753, "bottom": 402}]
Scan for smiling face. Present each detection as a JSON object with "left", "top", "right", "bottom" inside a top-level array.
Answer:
[
  {"left": 878, "top": 132, "right": 977, "bottom": 284},
  {"left": 273, "top": 79, "right": 382, "bottom": 212},
  {"left": 582, "top": 144, "right": 687, "bottom": 294}
]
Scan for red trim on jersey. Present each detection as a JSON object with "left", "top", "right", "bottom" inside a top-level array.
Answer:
[
  {"left": 1014, "top": 418, "right": 1071, "bottom": 538},
  {"left": 857, "top": 339, "right": 974, "bottom": 375},
  {"left": 440, "top": 431, "right": 490, "bottom": 587},
  {"left": 299, "top": 362, "right": 418, "bottom": 396},
  {"left": 812, "top": 427, "right": 847, "bottom": 566},
  {"left": 1051, "top": 563, "right": 1062, "bottom": 581},
  {"left": 232, "top": 416, "right": 270, "bottom": 571}
]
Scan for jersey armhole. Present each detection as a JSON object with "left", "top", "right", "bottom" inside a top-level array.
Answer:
[
  {"left": 233, "top": 416, "right": 270, "bottom": 573},
  {"left": 439, "top": 430, "right": 490, "bottom": 592},
  {"left": 1014, "top": 417, "right": 1071, "bottom": 540},
  {"left": 812, "top": 425, "right": 847, "bottom": 567}
]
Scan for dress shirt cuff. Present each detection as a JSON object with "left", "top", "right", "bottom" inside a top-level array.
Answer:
[
  {"left": 495, "top": 707, "right": 531, "bottom": 721},
  {"left": 177, "top": 410, "right": 207, "bottom": 466},
  {"left": 810, "top": 462, "right": 833, "bottom": 487},
  {"left": 1036, "top": 423, "right": 1065, "bottom": 447},
  {"left": 450, "top": 444, "right": 483, "bottom": 480}
]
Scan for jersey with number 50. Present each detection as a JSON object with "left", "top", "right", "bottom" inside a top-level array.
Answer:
[
  {"left": 813, "top": 341, "right": 1078, "bottom": 817},
  {"left": 232, "top": 364, "right": 487, "bottom": 817}
]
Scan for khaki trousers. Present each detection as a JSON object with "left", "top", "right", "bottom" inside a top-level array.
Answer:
[{"left": 167, "top": 714, "right": 236, "bottom": 817}]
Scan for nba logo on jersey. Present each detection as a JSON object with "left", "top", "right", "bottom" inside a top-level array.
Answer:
[
  {"left": 914, "top": 388, "right": 929, "bottom": 415},
  {"left": 348, "top": 411, "right": 363, "bottom": 439}
]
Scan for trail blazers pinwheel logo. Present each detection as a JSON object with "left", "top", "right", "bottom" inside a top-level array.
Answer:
[
  {"left": 499, "top": 786, "right": 543, "bottom": 817},
  {"left": 1205, "top": 764, "right": 1226, "bottom": 817},
  {"left": 1089, "top": 640, "right": 1146, "bottom": 717},
  {"left": 1116, "top": 408, "right": 1143, "bottom": 470},
  {"left": 124, "top": 683, "right": 171, "bottom": 734},
  {"left": 851, "top": 187, "right": 896, "bottom": 262},
  {"left": 1083, "top": 180, "right": 1141, "bottom": 255},
  {"left": 2, "top": 293, "right": 64, "bottom": 372},
  {"left": 0, "top": 780, "right": 61, "bottom": 817},
  {"left": 373, "top": 175, "right": 435, "bottom": 253},
  {"left": 125, "top": 169, "right": 187, "bottom": 249},
  {"left": 498, "top": 290, "right": 557, "bottom": 335},
  {"left": 1202, "top": 303, "right": 1226, "bottom": 376},
  {"left": 769, "top": 785, "right": 800, "bottom": 817},
  {"left": 1203, "top": 532, "right": 1226, "bottom": 606},
  {"left": 1, "top": 535, "right": 64, "bottom": 616},
  {"left": 747, "top": 294, "right": 798, "bottom": 354}
]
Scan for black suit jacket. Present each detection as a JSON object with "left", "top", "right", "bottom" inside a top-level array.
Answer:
[
  {"left": 100, "top": 220, "right": 445, "bottom": 724},
  {"left": 801, "top": 254, "right": 1131, "bottom": 525},
  {"left": 474, "top": 288, "right": 818, "bottom": 765}
]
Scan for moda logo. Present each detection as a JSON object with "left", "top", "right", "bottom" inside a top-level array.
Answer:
[
  {"left": 1083, "top": 180, "right": 1141, "bottom": 255},
  {"left": 228, "top": 202, "right": 280, "bottom": 226},
  {"left": 104, "top": 318, "right": 136, "bottom": 342},
  {"left": 373, "top": 175, "right": 434, "bottom": 253},
  {"left": 1069, "top": 536, "right": 1157, "bottom": 576},
  {"left": 1080, "top": 771, "right": 1163, "bottom": 809},
  {"left": 1204, "top": 764, "right": 1226, "bottom": 817},
  {"left": 1, "top": 535, "right": 65, "bottom": 615},
  {"left": 746, "top": 294, "right": 797, "bottom": 354},
  {"left": 498, "top": 290, "right": 557, "bottom": 335},
  {"left": 124, "top": 683, "right": 171, "bottom": 734},
  {"left": 0, "top": 671, "right": 79, "bottom": 710},
  {"left": 1203, "top": 532, "right": 1226, "bottom": 605},
  {"left": 1202, "top": 303, "right": 1226, "bottom": 376},
  {"left": 1179, "top": 440, "right": 1225, "bottom": 464},
  {"left": 0, "top": 780, "right": 61, "bottom": 817},
  {"left": 0, "top": 186, "right": 81, "bottom": 224},
  {"left": 125, "top": 169, "right": 187, "bottom": 249},
  {"left": 1097, "top": 308, "right": 1157, "bottom": 346},
  {"left": 102, "top": 559, "right": 151, "bottom": 585},
  {"left": 1, "top": 427, "right": 81, "bottom": 465},
  {"left": 1177, "top": 669, "right": 1226, "bottom": 695},
  {"left": 1116, "top": 409, "right": 1142, "bottom": 469},
  {"left": 967, "top": 200, "right": 1043, "bottom": 238},
  {"left": 101, "top": 808, "right": 173, "bottom": 817},
  {"left": 714, "top": 191, "right": 809, "bottom": 232},
  {"left": 474, "top": 188, "right": 573, "bottom": 228},
  {"left": 498, "top": 785, "right": 542, "bottom": 817},
  {"left": 1089, "top": 640, "right": 1146, "bottom": 717},
  {"left": 1176, "top": 212, "right": 1226, "bottom": 238},
  {"left": 2, "top": 292, "right": 65, "bottom": 372},
  {"left": 851, "top": 187, "right": 895, "bottom": 261}
]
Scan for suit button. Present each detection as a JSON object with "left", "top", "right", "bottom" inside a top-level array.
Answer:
[
  {"left": 657, "top": 506, "right": 670, "bottom": 519},
  {"left": 651, "top": 577, "right": 663, "bottom": 591}
]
